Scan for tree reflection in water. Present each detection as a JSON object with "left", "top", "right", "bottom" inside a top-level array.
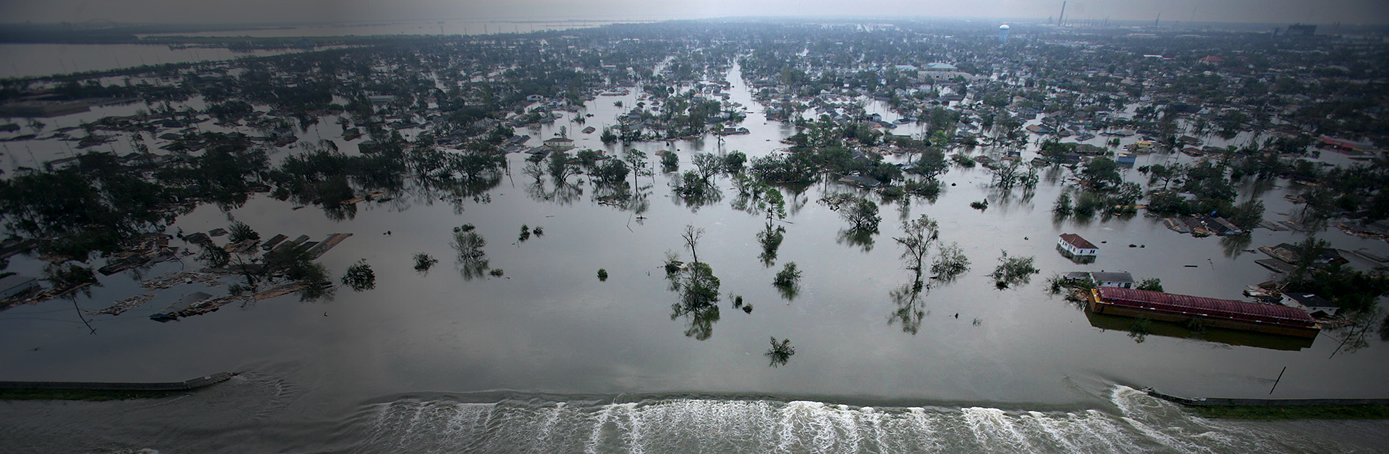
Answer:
[
  {"left": 765, "top": 337, "right": 795, "bottom": 367},
  {"left": 836, "top": 228, "right": 875, "bottom": 252},
  {"left": 666, "top": 261, "right": 721, "bottom": 341},
  {"left": 888, "top": 283, "right": 928, "bottom": 335},
  {"left": 450, "top": 225, "right": 490, "bottom": 280},
  {"left": 525, "top": 179, "right": 583, "bottom": 205},
  {"left": 665, "top": 228, "right": 722, "bottom": 340},
  {"left": 1220, "top": 232, "right": 1253, "bottom": 259},
  {"left": 887, "top": 214, "right": 971, "bottom": 334}
]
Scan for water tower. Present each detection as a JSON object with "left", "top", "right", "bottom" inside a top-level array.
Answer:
[{"left": 998, "top": 24, "right": 1010, "bottom": 44}]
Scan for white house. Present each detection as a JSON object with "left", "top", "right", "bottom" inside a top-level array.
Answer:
[
  {"left": 1090, "top": 271, "right": 1134, "bottom": 288},
  {"left": 543, "top": 137, "right": 575, "bottom": 151},
  {"left": 0, "top": 274, "right": 39, "bottom": 300},
  {"left": 1058, "top": 233, "right": 1099, "bottom": 259},
  {"left": 1282, "top": 293, "right": 1339, "bottom": 318}
]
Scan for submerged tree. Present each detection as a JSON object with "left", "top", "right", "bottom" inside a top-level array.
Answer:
[
  {"left": 758, "top": 223, "right": 786, "bottom": 267},
  {"left": 773, "top": 262, "right": 802, "bottom": 300},
  {"left": 413, "top": 252, "right": 438, "bottom": 274},
  {"left": 930, "top": 243, "right": 971, "bottom": 283},
  {"left": 1052, "top": 191, "right": 1073, "bottom": 219},
  {"left": 989, "top": 251, "right": 1039, "bottom": 289},
  {"left": 341, "top": 259, "right": 376, "bottom": 291},
  {"left": 668, "top": 261, "right": 722, "bottom": 340},
  {"left": 894, "top": 214, "right": 940, "bottom": 284},
  {"left": 661, "top": 152, "right": 679, "bottom": 173},
  {"left": 451, "top": 224, "right": 490, "bottom": 280},
  {"left": 765, "top": 337, "right": 795, "bottom": 367},
  {"left": 681, "top": 224, "right": 705, "bottom": 265},
  {"left": 843, "top": 197, "right": 881, "bottom": 233},
  {"left": 888, "top": 282, "right": 926, "bottom": 334}
]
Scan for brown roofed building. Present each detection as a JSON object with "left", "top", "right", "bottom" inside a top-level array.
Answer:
[{"left": 1058, "top": 233, "right": 1099, "bottom": 261}]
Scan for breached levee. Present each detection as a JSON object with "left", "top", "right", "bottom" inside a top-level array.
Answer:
[{"left": 331, "top": 386, "right": 1357, "bottom": 453}]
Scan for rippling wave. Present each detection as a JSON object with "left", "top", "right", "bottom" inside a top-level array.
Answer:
[
  {"left": 2, "top": 382, "right": 1382, "bottom": 452},
  {"left": 335, "top": 386, "right": 1365, "bottom": 453}
]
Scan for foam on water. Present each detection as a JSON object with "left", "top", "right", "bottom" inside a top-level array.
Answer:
[{"left": 341, "top": 386, "right": 1375, "bottom": 453}]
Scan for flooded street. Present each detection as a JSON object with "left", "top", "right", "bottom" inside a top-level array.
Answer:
[{"left": 2, "top": 61, "right": 1388, "bottom": 451}]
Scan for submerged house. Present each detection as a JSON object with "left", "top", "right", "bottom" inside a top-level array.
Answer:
[
  {"left": 543, "top": 137, "right": 575, "bottom": 151},
  {"left": 1281, "top": 293, "right": 1340, "bottom": 318},
  {"left": 837, "top": 174, "right": 881, "bottom": 188},
  {"left": 0, "top": 275, "right": 39, "bottom": 300},
  {"left": 1090, "top": 271, "right": 1134, "bottom": 288},
  {"left": 1058, "top": 233, "right": 1099, "bottom": 261},
  {"left": 1089, "top": 287, "right": 1320, "bottom": 338}
]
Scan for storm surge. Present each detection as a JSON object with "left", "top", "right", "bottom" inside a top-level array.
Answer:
[{"left": 335, "top": 386, "right": 1359, "bottom": 453}]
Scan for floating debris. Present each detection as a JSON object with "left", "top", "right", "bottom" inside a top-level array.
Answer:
[
  {"left": 261, "top": 234, "right": 288, "bottom": 251},
  {"left": 93, "top": 294, "right": 155, "bottom": 316},
  {"left": 141, "top": 270, "right": 228, "bottom": 291},
  {"left": 150, "top": 293, "right": 248, "bottom": 321},
  {"left": 252, "top": 282, "right": 309, "bottom": 300},
  {"left": 305, "top": 233, "right": 352, "bottom": 259}
]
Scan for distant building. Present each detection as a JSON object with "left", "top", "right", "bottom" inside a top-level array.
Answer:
[
  {"left": 1058, "top": 233, "right": 1099, "bottom": 261},
  {"left": 0, "top": 275, "right": 39, "bottom": 300},
  {"left": 1282, "top": 293, "right": 1339, "bottom": 318},
  {"left": 1198, "top": 55, "right": 1225, "bottom": 64},
  {"left": 543, "top": 137, "right": 575, "bottom": 151}
]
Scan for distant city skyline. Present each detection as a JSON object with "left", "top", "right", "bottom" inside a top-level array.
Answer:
[{"left": 0, "top": 0, "right": 1386, "bottom": 25}]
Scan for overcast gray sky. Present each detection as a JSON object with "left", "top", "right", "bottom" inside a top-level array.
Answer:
[{"left": 2, "top": 0, "right": 1386, "bottom": 25}]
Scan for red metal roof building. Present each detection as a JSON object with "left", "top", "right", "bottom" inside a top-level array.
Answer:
[{"left": 1090, "top": 287, "right": 1320, "bottom": 338}]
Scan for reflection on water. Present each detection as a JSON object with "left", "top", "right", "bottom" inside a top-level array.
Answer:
[
  {"left": 889, "top": 282, "right": 928, "bottom": 335},
  {"left": 4, "top": 59, "right": 1389, "bottom": 416},
  {"left": 450, "top": 225, "right": 490, "bottom": 280},
  {"left": 0, "top": 43, "right": 318, "bottom": 78},
  {"left": 836, "top": 228, "right": 876, "bottom": 252},
  {"left": 1221, "top": 233, "right": 1254, "bottom": 259},
  {"left": 1084, "top": 310, "right": 1317, "bottom": 351}
]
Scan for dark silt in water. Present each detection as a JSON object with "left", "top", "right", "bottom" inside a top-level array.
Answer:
[{"left": 1, "top": 64, "right": 1388, "bottom": 452}]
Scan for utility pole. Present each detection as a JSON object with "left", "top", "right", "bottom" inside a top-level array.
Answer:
[{"left": 1269, "top": 366, "right": 1287, "bottom": 394}]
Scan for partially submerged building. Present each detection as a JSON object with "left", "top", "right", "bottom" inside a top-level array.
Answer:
[
  {"left": 1281, "top": 293, "right": 1340, "bottom": 318},
  {"left": 1089, "top": 287, "right": 1320, "bottom": 338},
  {"left": 0, "top": 275, "right": 40, "bottom": 300},
  {"left": 1089, "top": 271, "right": 1134, "bottom": 288},
  {"left": 1058, "top": 233, "right": 1099, "bottom": 262}
]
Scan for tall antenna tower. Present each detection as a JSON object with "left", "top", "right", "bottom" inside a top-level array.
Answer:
[{"left": 1058, "top": 1, "right": 1067, "bottom": 26}]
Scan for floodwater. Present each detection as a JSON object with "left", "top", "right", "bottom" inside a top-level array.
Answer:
[
  {"left": 1, "top": 63, "right": 1388, "bottom": 451},
  {"left": 136, "top": 19, "right": 648, "bottom": 39},
  {"left": 0, "top": 19, "right": 631, "bottom": 79},
  {"left": 0, "top": 43, "right": 321, "bottom": 79}
]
